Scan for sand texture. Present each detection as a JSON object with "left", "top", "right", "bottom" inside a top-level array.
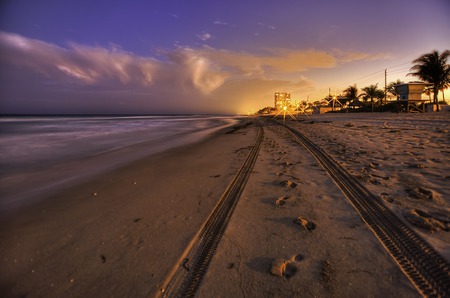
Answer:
[
  {"left": 289, "top": 112, "right": 450, "bottom": 259},
  {"left": 198, "top": 118, "right": 419, "bottom": 297},
  {"left": 1, "top": 113, "right": 449, "bottom": 297}
]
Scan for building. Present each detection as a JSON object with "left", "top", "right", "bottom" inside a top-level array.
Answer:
[
  {"left": 274, "top": 92, "right": 291, "bottom": 109},
  {"left": 394, "top": 82, "right": 429, "bottom": 100},
  {"left": 394, "top": 82, "right": 431, "bottom": 112}
]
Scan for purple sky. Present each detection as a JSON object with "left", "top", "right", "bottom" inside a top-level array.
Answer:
[{"left": 1, "top": 0, "right": 449, "bottom": 114}]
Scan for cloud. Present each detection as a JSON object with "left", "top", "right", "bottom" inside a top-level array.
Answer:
[
  {"left": 213, "top": 20, "right": 228, "bottom": 26},
  {"left": 0, "top": 31, "right": 384, "bottom": 90},
  {"left": 332, "top": 48, "right": 391, "bottom": 63},
  {"left": 0, "top": 31, "right": 391, "bottom": 114},
  {"left": 0, "top": 31, "right": 158, "bottom": 86},
  {"left": 184, "top": 47, "right": 337, "bottom": 75},
  {"left": 257, "top": 22, "right": 276, "bottom": 30},
  {"left": 165, "top": 47, "right": 228, "bottom": 94},
  {"left": 197, "top": 32, "right": 212, "bottom": 41}
]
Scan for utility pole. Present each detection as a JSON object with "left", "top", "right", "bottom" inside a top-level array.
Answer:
[{"left": 384, "top": 69, "right": 387, "bottom": 105}]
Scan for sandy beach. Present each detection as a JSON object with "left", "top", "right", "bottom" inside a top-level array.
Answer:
[
  {"left": 289, "top": 112, "right": 450, "bottom": 259},
  {"left": 1, "top": 113, "right": 449, "bottom": 297}
]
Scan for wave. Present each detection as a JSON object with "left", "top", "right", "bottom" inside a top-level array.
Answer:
[{"left": 0, "top": 115, "right": 238, "bottom": 211}]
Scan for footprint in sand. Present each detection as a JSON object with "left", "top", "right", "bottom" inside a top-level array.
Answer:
[
  {"left": 280, "top": 161, "right": 293, "bottom": 167},
  {"left": 405, "top": 187, "right": 434, "bottom": 201},
  {"left": 279, "top": 180, "right": 297, "bottom": 188},
  {"left": 405, "top": 209, "right": 448, "bottom": 232},
  {"left": 293, "top": 217, "right": 317, "bottom": 231},
  {"left": 320, "top": 260, "right": 334, "bottom": 285},
  {"left": 275, "top": 196, "right": 289, "bottom": 207},
  {"left": 369, "top": 162, "right": 379, "bottom": 169},
  {"left": 270, "top": 254, "right": 303, "bottom": 278}
]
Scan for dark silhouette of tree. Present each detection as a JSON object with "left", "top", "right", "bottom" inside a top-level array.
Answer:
[
  {"left": 360, "top": 84, "right": 383, "bottom": 112},
  {"left": 387, "top": 79, "right": 404, "bottom": 99},
  {"left": 441, "top": 76, "right": 450, "bottom": 103},
  {"left": 375, "top": 90, "right": 385, "bottom": 103},
  {"left": 423, "top": 86, "right": 433, "bottom": 101},
  {"left": 409, "top": 50, "right": 450, "bottom": 111},
  {"left": 343, "top": 85, "right": 359, "bottom": 102}
]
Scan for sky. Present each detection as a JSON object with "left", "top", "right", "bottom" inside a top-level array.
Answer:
[{"left": 0, "top": 0, "right": 449, "bottom": 115}]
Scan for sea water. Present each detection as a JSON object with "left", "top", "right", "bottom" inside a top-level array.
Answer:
[{"left": 0, "top": 115, "right": 237, "bottom": 211}]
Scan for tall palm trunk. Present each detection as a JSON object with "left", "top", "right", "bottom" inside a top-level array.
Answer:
[{"left": 433, "top": 86, "right": 440, "bottom": 111}]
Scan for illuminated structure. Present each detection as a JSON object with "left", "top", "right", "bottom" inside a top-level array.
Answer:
[
  {"left": 274, "top": 92, "right": 291, "bottom": 109},
  {"left": 273, "top": 92, "right": 296, "bottom": 121}
]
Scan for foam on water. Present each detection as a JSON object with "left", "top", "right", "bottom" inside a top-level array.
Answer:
[{"left": 0, "top": 115, "right": 237, "bottom": 211}]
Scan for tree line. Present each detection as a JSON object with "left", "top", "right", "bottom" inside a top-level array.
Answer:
[{"left": 340, "top": 50, "right": 449, "bottom": 112}]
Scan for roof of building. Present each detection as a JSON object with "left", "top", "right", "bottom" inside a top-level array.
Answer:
[{"left": 394, "top": 81, "right": 432, "bottom": 87}]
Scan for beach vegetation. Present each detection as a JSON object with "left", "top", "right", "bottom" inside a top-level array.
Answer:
[
  {"left": 359, "top": 84, "right": 384, "bottom": 112},
  {"left": 257, "top": 106, "right": 277, "bottom": 115},
  {"left": 387, "top": 79, "right": 404, "bottom": 99},
  {"left": 423, "top": 86, "right": 433, "bottom": 101},
  {"left": 343, "top": 85, "right": 359, "bottom": 102},
  {"left": 440, "top": 75, "right": 449, "bottom": 103},
  {"left": 409, "top": 49, "right": 450, "bottom": 111}
]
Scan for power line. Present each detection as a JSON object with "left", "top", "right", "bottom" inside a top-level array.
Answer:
[
  {"left": 386, "top": 61, "right": 411, "bottom": 70},
  {"left": 332, "top": 59, "right": 414, "bottom": 89},
  {"left": 316, "top": 56, "right": 423, "bottom": 99},
  {"left": 332, "top": 70, "right": 382, "bottom": 88},
  {"left": 388, "top": 67, "right": 411, "bottom": 75}
]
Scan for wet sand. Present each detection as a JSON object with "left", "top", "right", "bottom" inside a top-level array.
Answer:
[
  {"left": 1, "top": 113, "right": 449, "bottom": 297},
  {"left": 0, "top": 119, "right": 257, "bottom": 297}
]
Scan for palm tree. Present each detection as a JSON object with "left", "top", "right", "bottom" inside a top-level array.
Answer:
[
  {"left": 441, "top": 76, "right": 450, "bottom": 103},
  {"left": 387, "top": 79, "right": 404, "bottom": 99},
  {"left": 423, "top": 86, "right": 433, "bottom": 100},
  {"left": 360, "top": 84, "right": 383, "bottom": 112},
  {"left": 409, "top": 50, "right": 450, "bottom": 111},
  {"left": 343, "top": 85, "right": 359, "bottom": 102}
]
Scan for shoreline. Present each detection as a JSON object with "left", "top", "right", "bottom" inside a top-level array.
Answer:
[
  {"left": 0, "top": 118, "right": 258, "bottom": 297},
  {"left": 0, "top": 117, "right": 238, "bottom": 213}
]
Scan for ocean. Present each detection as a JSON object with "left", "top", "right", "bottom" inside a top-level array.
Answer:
[{"left": 0, "top": 115, "right": 237, "bottom": 211}]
